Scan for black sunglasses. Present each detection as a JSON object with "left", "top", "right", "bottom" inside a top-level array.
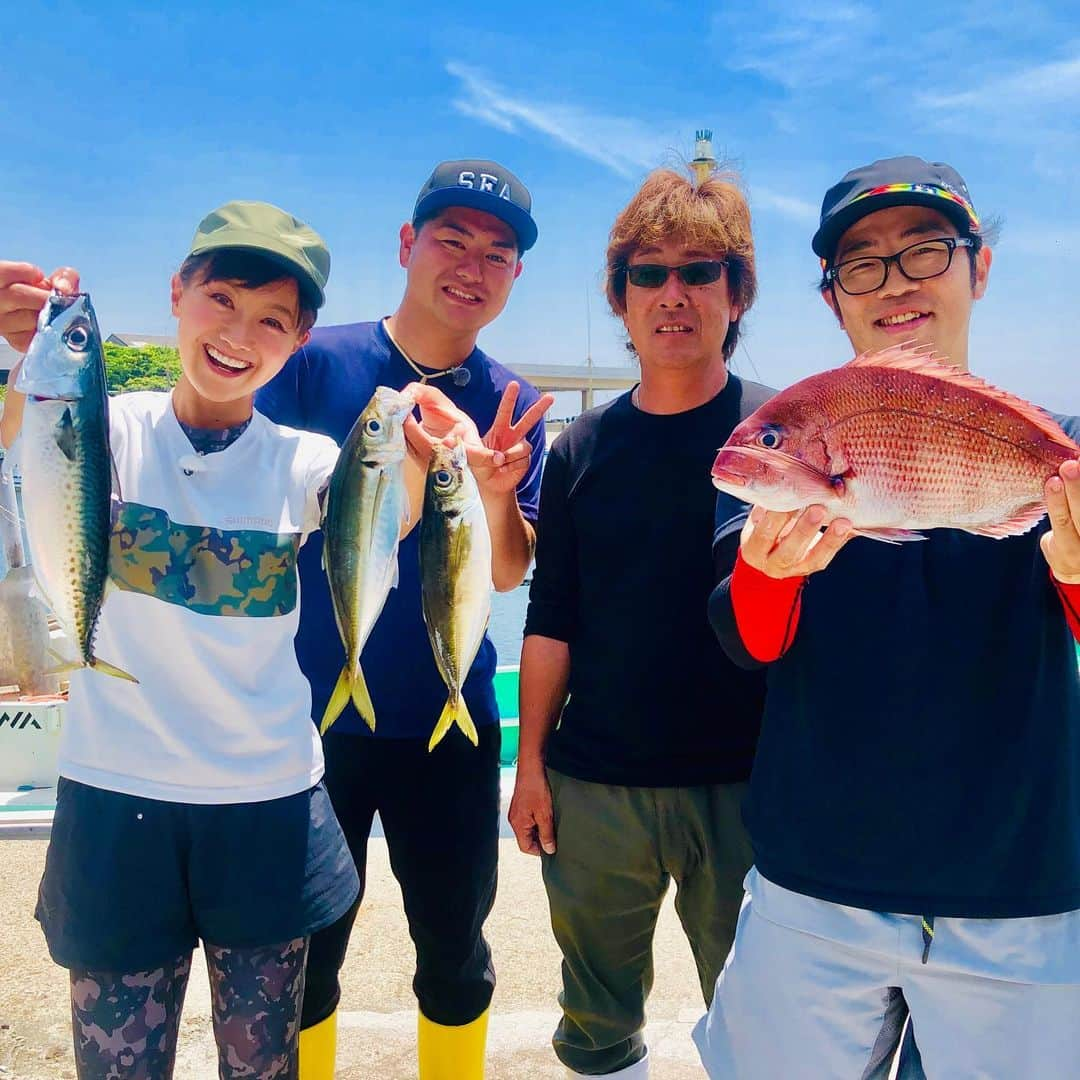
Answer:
[{"left": 624, "top": 260, "right": 727, "bottom": 289}]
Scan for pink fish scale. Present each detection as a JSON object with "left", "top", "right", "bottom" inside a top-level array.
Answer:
[{"left": 823, "top": 368, "right": 1065, "bottom": 531}]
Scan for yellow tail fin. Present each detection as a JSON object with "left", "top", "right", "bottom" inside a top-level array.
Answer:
[
  {"left": 428, "top": 693, "right": 478, "bottom": 752},
  {"left": 320, "top": 663, "right": 377, "bottom": 735},
  {"left": 46, "top": 655, "right": 139, "bottom": 684},
  {"left": 350, "top": 666, "right": 376, "bottom": 732},
  {"left": 320, "top": 666, "right": 351, "bottom": 735},
  {"left": 90, "top": 656, "right": 139, "bottom": 684}
]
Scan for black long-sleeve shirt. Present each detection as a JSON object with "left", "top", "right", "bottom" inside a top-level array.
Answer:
[{"left": 525, "top": 376, "right": 773, "bottom": 786}]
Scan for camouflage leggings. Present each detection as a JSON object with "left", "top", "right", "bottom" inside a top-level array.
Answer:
[{"left": 69, "top": 937, "right": 308, "bottom": 1079}]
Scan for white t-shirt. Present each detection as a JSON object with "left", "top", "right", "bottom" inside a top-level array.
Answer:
[{"left": 59, "top": 391, "right": 339, "bottom": 804}]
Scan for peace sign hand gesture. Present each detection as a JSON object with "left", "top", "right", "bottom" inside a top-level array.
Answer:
[{"left": 474, "top": 381, "right": 555, "bottom": 497}]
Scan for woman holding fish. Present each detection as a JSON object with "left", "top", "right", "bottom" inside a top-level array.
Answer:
[
  {"left": 695, "top": 158, "right": 1080, "bottom": 1079},
  {"left": 0, "top": 204, "right": 364, "bottom": 1079}
]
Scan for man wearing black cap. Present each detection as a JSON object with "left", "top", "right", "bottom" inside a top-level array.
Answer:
[
  {"left": 695, "top": 157, "right": 1080, "bottom": 1077},
  {"left": 255, "top": 160, "right": 551, "bottom": 1080}
]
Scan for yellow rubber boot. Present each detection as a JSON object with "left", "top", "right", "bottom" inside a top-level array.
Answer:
[
  {"left": 298, "top": 1010, "right": 338, "bottom": 1080},
  {"left": 417, "top": 1008, "right": 489, "bottom": 1080}
]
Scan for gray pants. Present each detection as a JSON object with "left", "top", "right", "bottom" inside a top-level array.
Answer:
[{"left": 541, "top": 769, "right": 753, "bottom": 1075}]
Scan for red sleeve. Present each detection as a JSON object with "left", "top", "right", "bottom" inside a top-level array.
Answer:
[
  {"left": 1052, "top": 574, "right": 1080, "bottom": 642},
  {"left": 730, "top": 550, "right": 806, "bottom": 662}
]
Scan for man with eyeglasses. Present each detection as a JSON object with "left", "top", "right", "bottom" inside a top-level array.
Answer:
[
  {"left": 695, "top": 156, "right": 1080, "bottom": 1077},
  {"left": 507, "top": 165, "right": 772, "bottom": 1079}
]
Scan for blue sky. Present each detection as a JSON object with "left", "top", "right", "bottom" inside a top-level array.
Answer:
[{"left": 2, "top": 1, "right": 1077, "bottom": 415}]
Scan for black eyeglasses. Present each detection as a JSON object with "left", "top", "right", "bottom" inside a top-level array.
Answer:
[
  {"left": 624, "top": 260, "right": 727, "bottom": 289},
  {"left": 828, "top": 237, "right": 975, "bottom": 296}
]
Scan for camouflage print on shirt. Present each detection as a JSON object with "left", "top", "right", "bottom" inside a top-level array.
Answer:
[{"left": 109, "top": 502, "right": 301, "bottom": 617}]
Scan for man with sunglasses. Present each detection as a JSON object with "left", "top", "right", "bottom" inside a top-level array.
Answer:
[
  {"left": 508, "top": 166, "right": 772, "bottom": 1078},
  {"left": 695, "top": 157, "right": 1080, "bottom": 1077}
]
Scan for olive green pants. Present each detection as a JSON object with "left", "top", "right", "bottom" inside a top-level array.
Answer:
[{"left": 541, "top": 769, "right": 753, "bottom": 1076}]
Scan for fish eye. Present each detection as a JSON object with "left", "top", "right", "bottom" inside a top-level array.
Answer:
[
  {"left": 64, "top": 324, "right": 90, "bottom": 351},
  {"left": 758, "top": 428, "right": 782, "bottom": 450},
  {"left": 435, "top": 469, "right": 453, "bottom": 486},
  {"left": 364, "top": 418, "right": 382, "bottom": 435}
]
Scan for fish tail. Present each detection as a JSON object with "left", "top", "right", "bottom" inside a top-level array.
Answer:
[
  {"left": 89, "top": 655, "right": 139, "bottom": 684},
  {"left": 320, "top": 665, "right": 352, "bottom": 735},
  {"left": 427, "top": 693, "right": 478, "bottom": 752},
  {"left": 43, "top": 659, "right": 79, "bottom": 678},
  {"left": 457, "top": 696, "right": 478, "bottom": 747},
  {"left": 428, "top": 695, "right": 457, "bottom": 751},
  {"left": 350, "top": 665, "right": 376, "bottom": 732}
]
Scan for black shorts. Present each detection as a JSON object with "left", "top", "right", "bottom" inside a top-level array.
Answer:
[{"left": 36, "top": 777, "right": 359, "bottom": 972}]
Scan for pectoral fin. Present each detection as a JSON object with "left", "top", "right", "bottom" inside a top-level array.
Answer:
[
  {"left": 852, "top": 528, "right": 927, "bottom": 544},
  {"left": 54, "top": 408, "right": 77, "bottom": 462}
]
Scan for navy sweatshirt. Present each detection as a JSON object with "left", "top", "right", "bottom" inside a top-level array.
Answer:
[{"left": 710, "top": 412, "right": 1080, "bottom": 919}]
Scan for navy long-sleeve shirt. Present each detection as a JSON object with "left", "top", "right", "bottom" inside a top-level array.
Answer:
[
  {"left": 256, "top": 319, "right": 545, "bottom": 739},
  {"left": 710, "top": 411, "right": 1080, "bottom": 919}
]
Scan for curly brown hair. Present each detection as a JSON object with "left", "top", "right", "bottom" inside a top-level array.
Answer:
[{"left": 606, "top": 168, "right": 757, "bottom": 361}]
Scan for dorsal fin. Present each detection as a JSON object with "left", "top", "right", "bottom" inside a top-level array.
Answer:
[
  {"left": 844, "top": 340, "right": 943, "bottom": 369},
  {"left": 842, "top": 342, "right": 1080, "bottom": 454}
]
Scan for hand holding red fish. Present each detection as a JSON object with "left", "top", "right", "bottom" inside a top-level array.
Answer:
[
  {"left": 712, "top": 343, "right": 1080, "bottom": 544},
  {"left": 739, "top": 505, "right": 854, "bottom": 580},
  {"left": 1042, "top": 460, "right": 1080, "bottom": 584}
]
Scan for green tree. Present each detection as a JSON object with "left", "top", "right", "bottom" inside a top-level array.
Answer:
[
  {"left": 104, "top": 343, "right": 181, "bottom": 393},
  {"left": 0, "top": 345, "right": 180, "bottom": 402}
]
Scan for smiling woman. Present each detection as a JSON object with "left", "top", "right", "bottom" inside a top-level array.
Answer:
[
  {"left": 170, "top": 256, "right": 313, "bottom": 428},
  {"left": 0, "top": 200, "right": 368, "bottom": 1080}
]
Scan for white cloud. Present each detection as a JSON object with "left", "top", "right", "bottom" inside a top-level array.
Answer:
[
  {"left": 711, "top": 2, "right": 876, "bottom": 91},
  {"left": 753, "top": 189, "right": 819, "bottom": 225},
  {"left": 921, "top": 53, "right": 1080, "bottom": 111},
  {"left": 447, "top": 62, "right": 661, "bottom": 178},
  {"left": 446, "top": 62, "right": 817, "bottom": 223}
]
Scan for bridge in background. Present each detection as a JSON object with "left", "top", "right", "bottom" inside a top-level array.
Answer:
[{"left": 521, "top": 363, "right": 638, "bottom": 412}]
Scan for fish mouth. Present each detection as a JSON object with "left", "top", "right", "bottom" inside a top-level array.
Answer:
[
  {"left": 390, "top": 385, "right": 420, "bottom": 411},
  {"left": 711, "top": 445, "right": 767, "bottom": 489},
  {"left": 711, "top": 462, "right": 750, "bottom": 488},
  {"left": 27, "top": 392, "right": 80, "bottom": 403},
  {"left": 711, "top": 444, "right": 832, "bottom": 491},
  {"left": 875, "top": 309, "right": 930, "bottom": 333},
  {"left": 204, "top": 344, "right": 254, "bottom": 377},
  {"left": 45, "top": 291, "right": 84, "bottom": 320},
  {"left": 442, "top": 284, "right": 485, "bottom": 306}
]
